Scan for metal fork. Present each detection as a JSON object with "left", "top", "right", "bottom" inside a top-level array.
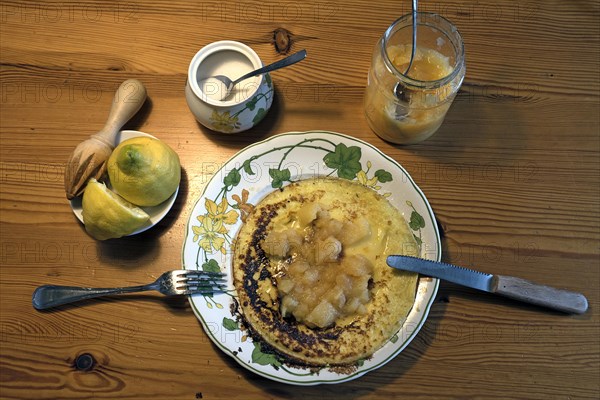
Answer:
[{"left": 32, "top": 270, "right": 226, "bottom": 310}]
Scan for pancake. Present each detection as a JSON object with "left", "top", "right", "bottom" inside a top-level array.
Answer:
[{"left": 232, "top": 177, "right": 418, "bottom": 366}]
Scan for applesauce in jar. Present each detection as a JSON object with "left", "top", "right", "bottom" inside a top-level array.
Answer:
[{"left": 365, "top": 13, "right": 465, "bottom": 144}]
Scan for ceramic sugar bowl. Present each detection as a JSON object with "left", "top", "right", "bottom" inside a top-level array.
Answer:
[{"left": 185, "top": 41, "right": 274, "bottom": 134}]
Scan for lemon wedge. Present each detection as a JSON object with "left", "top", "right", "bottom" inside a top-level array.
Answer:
[{"left": 82, "top": 179, "right": 150, "bottom": 240}]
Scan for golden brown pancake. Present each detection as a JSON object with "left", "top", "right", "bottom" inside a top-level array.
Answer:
[{"left": 232, "top": 177, "right": 418, "bottom": 366}]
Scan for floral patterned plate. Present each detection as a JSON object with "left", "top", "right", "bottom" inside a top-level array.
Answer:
[{"left": 181, "top": 131, "right": 441, "bottom": 385}]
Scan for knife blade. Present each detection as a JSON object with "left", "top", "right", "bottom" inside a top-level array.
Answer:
[{"left": 387, "top": 255, "right": 588, "bottom": 314}]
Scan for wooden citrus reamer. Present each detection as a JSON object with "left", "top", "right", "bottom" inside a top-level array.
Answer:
[{"left": 64, "top": 79, "right": 147, "bottom": 199}]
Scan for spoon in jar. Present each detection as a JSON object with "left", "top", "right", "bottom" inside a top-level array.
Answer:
[
  {"left": 204, "top": 49, "right": 307, "bottom": 101},
  {"left": 394, "top": 0, "right": 418, "bottom": 103},
  {"left": 404, "top": 0, "right": 418, "bottom": 76}
]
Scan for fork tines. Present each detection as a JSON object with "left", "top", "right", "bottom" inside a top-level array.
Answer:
[{"left": 176, "top": 270, "right": 226, "bottom": 295}]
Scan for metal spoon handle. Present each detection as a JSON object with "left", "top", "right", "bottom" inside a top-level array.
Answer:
[
  {"left": 404, "top": 0, "right": 418, "bottom": 75},
  {"left": 232, "top": 49, "right": 307, "bottom": 86}
]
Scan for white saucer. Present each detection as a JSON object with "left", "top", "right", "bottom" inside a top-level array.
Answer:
[{"left": 70, "top": 130, "right": 179, "bottom": 236}]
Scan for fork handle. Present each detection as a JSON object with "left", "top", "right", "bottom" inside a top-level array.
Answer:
[{"left": 32, "top": 284, "right": 155, "bottom": 310}]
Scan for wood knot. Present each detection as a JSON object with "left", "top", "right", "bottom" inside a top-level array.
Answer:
[
  {"left": 272, "top": 28, "right": 293, "bottom": 54},
  {"left": 74, "top": 353, "right": 96, "bottom": 371}
]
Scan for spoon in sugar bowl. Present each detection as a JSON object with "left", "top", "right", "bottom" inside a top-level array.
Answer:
[{"left": 204, "top": 49, "right": 307, "bottom": 101}]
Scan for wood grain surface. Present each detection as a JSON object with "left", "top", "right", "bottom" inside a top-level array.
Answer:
[{"left": 1, "top": 0, "right": 599, "bottom": 399}]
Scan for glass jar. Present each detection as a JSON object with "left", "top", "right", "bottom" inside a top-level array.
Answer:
[{"left": 364, "top": 13, "right": 465, "bottom": 144}]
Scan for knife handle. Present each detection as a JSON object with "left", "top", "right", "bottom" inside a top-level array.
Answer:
[{"left": 493, "top": 275, "right": 588, "bottom": 314}]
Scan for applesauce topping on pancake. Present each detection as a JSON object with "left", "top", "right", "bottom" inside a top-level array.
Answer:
[
  {"left": 232, "top": 177, "right": 419, "bottom": 366},
  {"left": 263, "top": 202, "right": 375, "bottom": 329}
]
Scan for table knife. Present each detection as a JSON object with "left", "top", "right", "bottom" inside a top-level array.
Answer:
[{"left": 387, "top": 255, "right": 588, "bottom": 314}]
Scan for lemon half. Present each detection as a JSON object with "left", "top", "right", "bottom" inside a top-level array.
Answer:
[
  {"left": 82, "top": 179, "right": 150, "bottom": 240},
  {"left": 107, "top": 137, "right": 181, "bottom": 207}
]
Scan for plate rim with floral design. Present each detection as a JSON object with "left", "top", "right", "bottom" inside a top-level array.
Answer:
[{"left": 181, "top": 131, "right": 441, "bottom": 385}]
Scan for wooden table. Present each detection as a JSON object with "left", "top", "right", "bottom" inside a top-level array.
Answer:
[{"left": 1, "top": 0, "right": 598, "bottom": 398}]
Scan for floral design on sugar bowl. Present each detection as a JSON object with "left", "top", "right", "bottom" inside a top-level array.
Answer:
[{"left": 185, "top": 41, "right": 274, "bottom": 134}]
